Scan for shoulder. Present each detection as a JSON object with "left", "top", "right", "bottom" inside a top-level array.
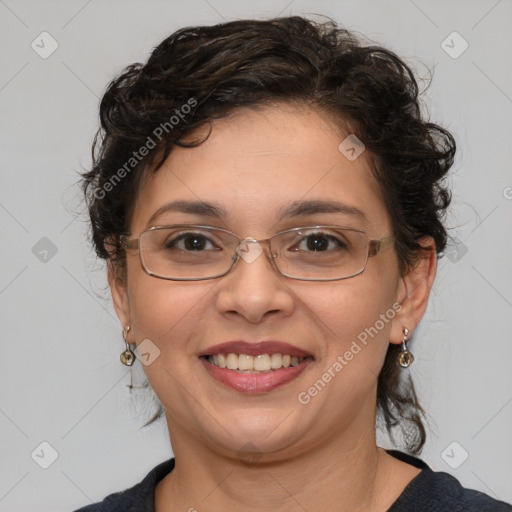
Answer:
[
  {"left": 403, "top": 470, "right": 512, "bottom": 511},
  {"left": 72, "top": 458, "right": 175, "bottom": 512},
  {"left": 387, "top": 450, "right": 512, "bottom": 512}
]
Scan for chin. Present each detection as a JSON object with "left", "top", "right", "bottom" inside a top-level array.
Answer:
[{"left": 199, "top": 408, "right": 311, "bottom": 459}]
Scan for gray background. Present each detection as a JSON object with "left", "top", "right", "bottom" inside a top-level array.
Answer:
[{"left": 1, "top": 0, "right": 511, "bottom": 510}]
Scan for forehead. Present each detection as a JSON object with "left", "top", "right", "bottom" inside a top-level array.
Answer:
[{"left": 131, "top": 105, "right": 390, "bottom": 236}]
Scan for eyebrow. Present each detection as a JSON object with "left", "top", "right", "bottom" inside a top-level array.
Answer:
[
  {"left": 277, "top": 199, "right": 368, "bottom": 223},
  {"left": 146, "top": 200, "right": 227, "bottom": 226},
  {"left": 146, "top": 199, "right": 368, "bottom": 226}
]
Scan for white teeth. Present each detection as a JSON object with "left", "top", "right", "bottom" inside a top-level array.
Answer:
[
  {"left": 254, "top": 354, "right": 271, "bottom": 371},
  {"left": 226, "top": 353, "right": 238, "bottom": 370},
  {"left": 238, "top": 354, "right": 254, "bottom": 371},
  {"left": 217, "top": 353, "right": 227, "bottom": 368},
  {"left": 206, "top": 352, "right": 308, "bottom": 372},
  {"left": 270, "top": 353, "right": 282, "bottom": 369}
]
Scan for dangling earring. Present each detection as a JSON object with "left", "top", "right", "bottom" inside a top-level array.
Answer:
[
  {"left": 120, "top": 325, "right": 135, "bottom": 366},
  {"left": 397, "top": 327, "right": 414, "bottom": 368}
]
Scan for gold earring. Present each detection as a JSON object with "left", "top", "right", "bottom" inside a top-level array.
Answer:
[
  {"left": 397, "top": 327, "right": 414, "bottom": 368},
  {"left": 120, "top": 326, "right": 135, "bottom": 366}
]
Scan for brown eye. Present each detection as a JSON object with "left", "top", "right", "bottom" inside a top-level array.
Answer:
[
  {"left": 305, "top": 234, "right": 329, "bottom": 251},
  {"left": 166, "top": 233, "right": 216, "bottom": 251},
  {"left": 292, "top": 233, "right": 347, "bottom": 252}
]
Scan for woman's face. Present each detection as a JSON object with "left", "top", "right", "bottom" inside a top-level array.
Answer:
[{"left": 111, "top": 104, "right": 416, "bottom": 461}]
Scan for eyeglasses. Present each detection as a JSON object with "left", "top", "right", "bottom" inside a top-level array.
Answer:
[{"left": 120, "top": 224, "right": 394, "bottom": 282}]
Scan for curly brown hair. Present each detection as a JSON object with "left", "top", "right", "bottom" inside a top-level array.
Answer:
[{"left": 80, "top": 16, "right": 456, "bottom": 454}]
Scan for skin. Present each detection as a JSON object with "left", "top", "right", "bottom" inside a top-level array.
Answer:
[{"left": 109, "top": 103, "right": 437, "bottom": 512}]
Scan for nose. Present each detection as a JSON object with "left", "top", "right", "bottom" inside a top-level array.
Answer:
[{"left": 215, "top": 239, "right": 295, "bottom": 324}]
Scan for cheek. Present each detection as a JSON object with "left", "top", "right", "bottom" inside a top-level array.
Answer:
[
  {"left": 126, "top": 277, "right": 214, "bottom": 410},
  {"left": 292, "top": 285, "right": 397, "bottom": 425},
  {"left": 128, "top": 272, "right": 212, "bottom": 356},
  {"left": 308, "top": 277, "right": 398, "bottom": 372}
]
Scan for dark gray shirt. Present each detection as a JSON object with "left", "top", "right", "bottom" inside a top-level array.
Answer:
[{"left": 73, "top": 450, "right": 512, "bottom": 511}]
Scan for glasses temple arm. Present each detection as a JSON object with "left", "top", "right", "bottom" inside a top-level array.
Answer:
[
  {"left": 120, "top": 236, "right": 139, "bottom": 250},
  {"left": 368, "top": 236, "right": 394, "bottom": 257}
]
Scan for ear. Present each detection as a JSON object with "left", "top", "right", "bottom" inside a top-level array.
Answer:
[
  {"left": 107, "top": 258, "right": 132, "bottom": 342},
  {"left": 390, "top": 236, "right": 437, "bottom": 344}
]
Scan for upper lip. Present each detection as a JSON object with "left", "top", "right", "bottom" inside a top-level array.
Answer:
[{"left": 198, "top": 341, "right": 314, "bottom": 358}]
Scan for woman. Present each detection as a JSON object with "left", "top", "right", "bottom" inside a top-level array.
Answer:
[{"left": 74, "top": 16, "right": 511, "bottom": 512}]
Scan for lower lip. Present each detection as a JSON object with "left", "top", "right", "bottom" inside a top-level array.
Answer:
[{"left": 200, "top": 357, "right": 313, "bottom": 393}]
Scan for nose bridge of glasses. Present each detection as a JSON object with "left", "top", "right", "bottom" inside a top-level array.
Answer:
[{"left": 235, "top": 237, "right": 274, "bottom": 265}]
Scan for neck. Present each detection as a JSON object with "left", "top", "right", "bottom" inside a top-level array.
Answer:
[{"left": 155, "top": 419, "right": 417, "bottom": 512}]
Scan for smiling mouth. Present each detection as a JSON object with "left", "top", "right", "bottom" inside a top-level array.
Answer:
[{"left": 201, "top": 353, "right": 314, "bottom": 373}]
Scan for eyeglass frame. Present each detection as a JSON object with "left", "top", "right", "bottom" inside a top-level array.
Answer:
[{"left": 120, "top": 224, "right": 395, "bottom": 282}]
